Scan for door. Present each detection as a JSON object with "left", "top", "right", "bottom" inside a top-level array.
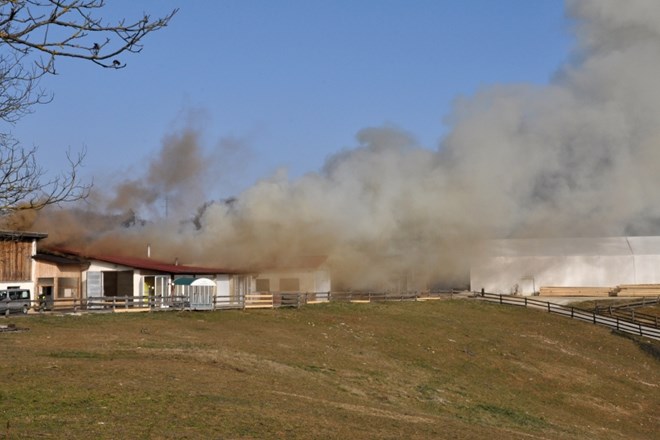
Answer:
[
  {"left": 519, "top": 277, "right": 536, "bottom": 296},
  {"left": 143, "top": 275, "right": 168, "bottom": 306}
]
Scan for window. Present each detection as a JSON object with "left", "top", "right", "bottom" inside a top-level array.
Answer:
[
  {"left": 58, "top": 277, "right": 79, "bottom": 298},
  {"left": 255, "top": 278, "right": 270, "bottom": 292},
  {"left": 279, "top": 278, "right": 300, "bottom": 292}
]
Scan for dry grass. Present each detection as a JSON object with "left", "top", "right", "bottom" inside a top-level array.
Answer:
[{"left": 0, "top": 299, "right": 658, "bottom": 439}]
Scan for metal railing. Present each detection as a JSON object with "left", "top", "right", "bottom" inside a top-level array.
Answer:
[{"left": 477, "top": 292, "right": 660, "bottom": 341}]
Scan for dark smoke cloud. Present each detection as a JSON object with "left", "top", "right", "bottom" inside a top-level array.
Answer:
[{"left": 20, "top": 0, "right": 660, "bottom": 289}]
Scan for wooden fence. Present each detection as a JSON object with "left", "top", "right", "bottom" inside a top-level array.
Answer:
[
  {"left": 8, "top": 290, "right": 658, "bottom": 341},
  {"left": 592, "top": 297, "right": 660, "bottom": 328},
  {"left": 478, "top": 292, "right": 660, "bottom": 341},
  {"left": 9, "top": 290, "right": 457, "bottom": 315},
  {"left": 244, "top": 291, "right": 453, "bottom": 309}
]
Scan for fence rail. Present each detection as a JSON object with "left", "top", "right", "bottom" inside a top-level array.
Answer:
[
  {"left": 4, "top": 290, "right": 459, "bottom": 316},
  {"left": 9, "top": 290, "right": 658, "bottom": 342},
  {"left": 478, "top": 292, "right": 660, "bottom": 341},
  {"left": 594, "top": 306, "right": 660, "bottom": 328}
]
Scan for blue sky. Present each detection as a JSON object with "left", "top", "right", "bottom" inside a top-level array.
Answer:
[{"left": 11, "top": 1, "right": 571, "bottom": 200}]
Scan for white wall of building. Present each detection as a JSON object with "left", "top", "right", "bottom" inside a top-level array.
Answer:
[
  {"left": 471, "top": 255, "right": 636, "bottom": 295},
  {"left": 254, "top": 269, "right": 331, "bottom": 293},
  {"left": 470, "top": 237, "right": 660, "bottom": 295},
  {"left": 215, "top": 274, "right": 230, "bottom": 299}
]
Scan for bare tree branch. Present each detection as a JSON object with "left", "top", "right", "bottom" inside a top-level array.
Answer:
[
  {"left": 0, "top": 1, "right": 177, "bottom": 123},
  {"left": 0, "top": 1, "right": 176, "bottom": 218},
  {"left": 0, "top": 1, "right": 177, "bottom": 68},
  {"left": 0, "top": 133, "right": 91, "bottom": 215}
]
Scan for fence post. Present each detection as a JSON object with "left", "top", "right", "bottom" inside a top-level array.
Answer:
[
  {"left": 112, "top": 298, "right": 116, "bottom": 311},
  {"left": 571, "top": 307, "right": 574, "bottom": 318}
]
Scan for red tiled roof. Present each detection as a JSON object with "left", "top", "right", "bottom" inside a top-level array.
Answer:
[{"left": 40, "top": 247, "right": 245, "bottom": 275}]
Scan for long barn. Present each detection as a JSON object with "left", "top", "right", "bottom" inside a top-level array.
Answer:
[{"left": 470, "top": 236, "right": 660, "bottom": 296}]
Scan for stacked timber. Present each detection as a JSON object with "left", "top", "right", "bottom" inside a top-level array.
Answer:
[
  {"left": 614, "top": 284, "right": 660, "bottom": 297},
  {"left": 539, "top": 285, "right": 660, "bottom": 297},
  {"left": 539, "top": 286, "right": 615, "bottom": 297}
]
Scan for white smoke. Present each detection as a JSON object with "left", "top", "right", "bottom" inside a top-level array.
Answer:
[{"left": 30, "top": 0, "right": 660, "bottom": 289}]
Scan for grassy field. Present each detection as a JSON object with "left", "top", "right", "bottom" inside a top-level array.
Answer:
[{"left": 0, "top": 299, "right": 658, "bottom": 439}]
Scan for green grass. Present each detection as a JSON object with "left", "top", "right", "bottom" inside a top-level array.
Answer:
[{"left": 0, "top": 300, "right": 658, "bottom": 439}]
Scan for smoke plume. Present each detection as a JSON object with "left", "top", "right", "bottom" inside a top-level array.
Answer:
[{"left": 21, "top": 0, "right": 660, "bottom": 289}]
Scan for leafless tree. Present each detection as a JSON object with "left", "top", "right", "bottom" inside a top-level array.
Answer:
[
  {"left": 0, "top": 133, "right": 88, "bottom": 215},
  {"left": 0, "top": 1, "right": 177, "bottom": 217}
]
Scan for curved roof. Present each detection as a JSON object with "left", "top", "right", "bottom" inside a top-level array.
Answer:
[
  {"left": 479, "top": 236, "right": 660, "bottom": 257},
  {"left": 191, "top": 278, "right": 215, "bottom": 287},
  {"left": 174, "top": 277, "right": 215, "bottom": 286}
]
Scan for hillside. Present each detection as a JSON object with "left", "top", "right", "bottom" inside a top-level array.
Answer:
[{"left": 0, "top": 299, "right": 658, "bottom": 439}]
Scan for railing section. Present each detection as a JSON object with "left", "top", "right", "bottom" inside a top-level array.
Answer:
[{"left": 478, "top": 292, "right": 660, "bottom": 341}]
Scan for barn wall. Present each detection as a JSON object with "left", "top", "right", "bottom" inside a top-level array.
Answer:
[
  {"left": 631, "top": 255, "right": 660, "bottom": 284},
  {"left": 0, "top": 240, "right": 33, "bottom": 281},
  {"left": 254, "top": 269, "right": 331, "bottom": 293},
  {"left": 35, "top": 262, "right": 80, "bottom": 279},
  {"left": 82, "top": 261, "right": 136, "bottom": 297},
  {"left": 34, "top": 261, "right": 83, "bottom": 303},
  {"left": 470, "top": 255, "right": 637, "bottom": 295}
]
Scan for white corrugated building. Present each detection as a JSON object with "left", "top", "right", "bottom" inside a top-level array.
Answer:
[{"left": 470, "top": 236, "right": 660, "bottom": 296}]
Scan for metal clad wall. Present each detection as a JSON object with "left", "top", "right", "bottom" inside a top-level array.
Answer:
[
  {"left": 471, "top": 237, "right": 660, "bottom": 295},
  {"left": 87, "top": 272, "right": 102, "bottom": 298}
]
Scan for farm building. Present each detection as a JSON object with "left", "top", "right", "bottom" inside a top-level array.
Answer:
[
  {"left": 0, "top": 233, "right": 334, "bottom": 310},
  {"left": 0, "top": 231, "right": 47, "bottom": 301},
  {"left": 33, "top": 249, "right": 87, "bottom": 309},
  {"left": 35, "top": 248, "right": 251, "bottom": 310},
  {"left": 470, "top": 236, "right": 660, "bottom": 296},
  {"left": 253, "top": 256, "right": 331, "bottom": 296}
]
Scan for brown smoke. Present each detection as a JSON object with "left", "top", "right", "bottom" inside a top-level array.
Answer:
[{"left": 19, "top": 0, "right": 660, "bottom": 289}]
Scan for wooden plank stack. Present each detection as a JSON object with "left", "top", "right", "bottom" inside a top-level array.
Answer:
[
  {"left": 539, "top": 286, "right": 615, "bottom": 297},
  {"left": 614, "top": 284, "right": 660, "bottom": 297},
  {"left": 539, "top": 284, "right": 660, "bottom": 297}
]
